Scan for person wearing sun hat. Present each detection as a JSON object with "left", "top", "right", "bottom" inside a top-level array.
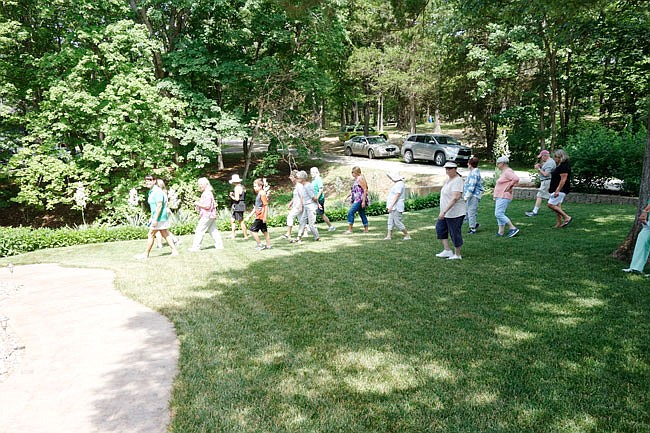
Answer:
[
  {"left": 435, "top": 161, "right": 466, "bottom": 259},
  {"left": 525, "top": 149, "right": 556, "bottom": 217},
  {"left": 494, "top": 156, "right": 520, "bottom": 237},
  {"left": 228, "top": 173, "right": 248, "bottom": 239},
  {"left": 384, "top": 170, "right": 411, "bottom": 241}
]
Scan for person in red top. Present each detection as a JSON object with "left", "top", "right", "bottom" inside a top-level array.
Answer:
[{"left": 246, "top": 178, "right": 272, "bottom": 250}]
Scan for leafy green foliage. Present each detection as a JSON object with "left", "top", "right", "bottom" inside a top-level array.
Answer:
[{"left": 566, "top": 123, "right": 645, "bottom": 195}]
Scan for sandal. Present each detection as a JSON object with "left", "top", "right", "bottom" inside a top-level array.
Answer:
[{"left": 561, "top": 218, "right": 573, "bottom": 228}]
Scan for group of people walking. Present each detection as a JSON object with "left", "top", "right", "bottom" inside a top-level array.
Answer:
[
  {"left": 135, "top": 147, "right": 648, "bottom": 275},
  {"left": 136, "top": 150, "right": 576, "bottom": 261},
  {"left": 435, "top": 148, "right": 573, "bottom": 260}
]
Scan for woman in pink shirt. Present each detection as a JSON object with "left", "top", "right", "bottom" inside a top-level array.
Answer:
[
  {"left": 189, "top": 177, "right": 224, "bottom": 251},
  {"left": 493, "top": 156, "right": 520, "bottom": 237}
]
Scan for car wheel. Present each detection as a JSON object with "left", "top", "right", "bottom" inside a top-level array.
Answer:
[
  {"left": 344, "top": 147, "right": 352, "bottom": 156},
  {"left": 380, "top": 133, "right": 388, "bottom": 140},
  {"left": 434, "top": 152, "right": 446, "bottom": 166},
  {"left": 403, "top": 150, "right": 414, "bottom": 164},
  {"left": 368, "top": 149, "right": 375, "bottom": 159}
]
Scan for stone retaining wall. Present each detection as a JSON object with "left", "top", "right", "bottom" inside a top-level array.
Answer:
[
  {"left": 405, "top": 186, "right": 441, "bottom": 197},
  {"left": 513, "top": 187, "right": 639, "bottom": 206},
  {"left": 406, "top": 185, "right": 639, "bottom": 206}
]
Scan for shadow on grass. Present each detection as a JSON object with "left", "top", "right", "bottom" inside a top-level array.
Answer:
[{"left": 162, "top": 204, "right": 650, "bottom": 433}]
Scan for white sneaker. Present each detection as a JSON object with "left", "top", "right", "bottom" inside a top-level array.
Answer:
[
  {"left": 328, "top": 226, "right": 336, "bottom": 232},
  {"left": 448, "top": 254, "right": 462, "bottom": 260},
  {"left": 435, "top": 249, "right": 453, "bottom": 258},
  {"left": 403, "top": 236, "right": 412, "bottom": 241}
]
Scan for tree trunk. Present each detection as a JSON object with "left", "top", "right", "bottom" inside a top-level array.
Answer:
[
  {"left": 128, "top": 0, "right": 167, "bottom": 80},
  {"left": 363, "top": 99, "right": 370, "bottom": 136},
  {"left": 243, "top": 100, "right": 265, "bottom": 180},
  {"left": 433, "top": 108, "right": 441, "bottom": 134},
  {"left": 539, "top": 99, "right": 546, "bottom": 150},
  {"left": 409, "top": 93, "right": 417, "bottom": 134},
  {"left": 217, "top": 137, "right": 224, "bottom": 170},
  {"left": 612, "top": 105, "right": 650, "bottom": 260},
  {"left": 376, "top": 94, "right": 384, "bottom": 132}
]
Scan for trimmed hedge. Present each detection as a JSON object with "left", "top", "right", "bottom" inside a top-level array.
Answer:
[{"left": 0, "top": 193, "right": 440, "bottom": 257}]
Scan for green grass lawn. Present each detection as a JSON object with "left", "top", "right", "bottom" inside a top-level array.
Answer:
[{"left": 3, "top": 199, "right": 649, "bottom": 432}]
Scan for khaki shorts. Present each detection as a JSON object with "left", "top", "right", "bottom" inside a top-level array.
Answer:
[{"left": 536, "top": 179, "right": 551, "bottom": 199}]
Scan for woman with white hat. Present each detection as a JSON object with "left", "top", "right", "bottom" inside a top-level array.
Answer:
[
  {"left": 228, "top": 174, "right": 248, "bottom": 239},
  {"left": 435, "top": 162, "right": 466, "bottom": 260},
  {"left": 384, "top": 171, "right": 411, "bottom": 240}
]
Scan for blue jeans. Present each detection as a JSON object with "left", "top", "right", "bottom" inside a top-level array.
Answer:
[
  {"left": 466, "top": 196, "right": 480, "bottom": 229},
  {"left": 494, "top": 198, "right": 512, "bottom": 227},
  {"left": 347, "top": 201, "right": 368, "bottom": 226}
]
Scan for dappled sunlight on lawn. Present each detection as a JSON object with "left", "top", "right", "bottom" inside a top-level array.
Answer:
[{"left": 493, "top": 325, "right": 537, "bottom": 348}]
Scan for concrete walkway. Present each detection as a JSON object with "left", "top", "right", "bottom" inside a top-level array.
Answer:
[{"left": 0, "top": 264, "right": 178, "bottom": 433}]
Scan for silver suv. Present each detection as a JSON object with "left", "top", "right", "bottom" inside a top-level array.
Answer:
[{"left": 401, "top": 134, "right": 471, "bottom": 166}]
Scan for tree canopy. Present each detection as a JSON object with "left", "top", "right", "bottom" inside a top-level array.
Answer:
[{"left": 0, "top": 0, "right": 648, "bottom": 220}]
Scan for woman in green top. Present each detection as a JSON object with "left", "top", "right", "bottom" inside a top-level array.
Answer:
[
  {"left": 623, "top": 198, "right": 650, "bottom": 274},
  {"left": 134, "top": 175, "right": 179, "bottom": 260}
]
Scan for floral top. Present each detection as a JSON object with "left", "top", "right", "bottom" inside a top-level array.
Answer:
[
  {"left": 463, "top": 168, "right": 483, "bottom": 200},
  {"left": 350, "top": 177, "right": 366, "bottom": 204}
]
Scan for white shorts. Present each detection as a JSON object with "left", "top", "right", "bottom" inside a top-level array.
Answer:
[
  {"left": 151, "top": 220, "right": 171, "bottom": 231},
  {"left": 548, "top": 192, "right": 566, "bottom": 206}
]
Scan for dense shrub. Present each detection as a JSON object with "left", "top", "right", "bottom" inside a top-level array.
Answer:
[
  {"left": 0, "top": 226, "right": 147, "bottom": 257},
  {"left": 0, "top": 193, "right": 440, "bottom": 257},
  {"left": 566, "top": 123, "right": 645, "bottom": 195}
]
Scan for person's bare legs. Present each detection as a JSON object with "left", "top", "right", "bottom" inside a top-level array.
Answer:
[
  {"left": 160, "top": 229, "right": 179, "bottom": 255},
  {"left": 548, "top": 203, "right": 570, "bottom": 227},
  {"left": 231, "top": 219, "right": 237, "bottom": 239}
]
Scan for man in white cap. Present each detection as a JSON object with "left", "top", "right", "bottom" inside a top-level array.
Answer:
[
  {"left": 384, "top": 171, "right": 411, "bottom": 240},
  {"left": 525, "top": 149, "right": 556, "bottom": 217}
]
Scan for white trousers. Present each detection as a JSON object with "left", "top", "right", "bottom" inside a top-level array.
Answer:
[
  {"left": 387, "top": 210, "right": 406, "bottom": 231},
  {"left": 298, "top": 206, "right": 319, "bottom": 239},
  {"left": 192, "top": 217, "right": 223, "bottom": 249}
]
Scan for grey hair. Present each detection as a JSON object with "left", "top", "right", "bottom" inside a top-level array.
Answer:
[
  {"left": 198, "top": 177, "right": 213, "bottom": 191},
  {"left": 553, "top": 149, "right": 569, "bottom": 162},
  {"left": 296, "top": 170, "right": 309, "bottom": 180}
]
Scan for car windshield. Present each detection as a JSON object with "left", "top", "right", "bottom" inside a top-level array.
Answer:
[
  {"left": 436, "top": 135, "right": 460, "bottom": 145},
  {"left": 367, "top": 136, "right": 387, "bottom": 144}
]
